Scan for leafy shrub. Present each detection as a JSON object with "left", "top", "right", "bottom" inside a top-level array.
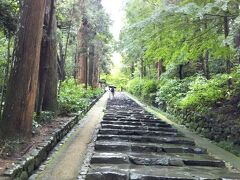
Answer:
[
  {"left": 142, "top": 79, "right": 158, "bottom": 104},
  {"left": 58, "top": 79, "right": 103, "bottom": 114},
  {"left": 126, "top": 78, "right": 159, "bottom": 104},
  {"left": 34, "top": 111, "right": 56, "bottom": 123},
  {"left": 179, "top": 74, "right": 229, "bottom": 110},
  {"left": 126, "top": 78, "right": 144, "bottom": 96},
  {"left": 155, "top": 78, "right": 189, "bottom": 110}
]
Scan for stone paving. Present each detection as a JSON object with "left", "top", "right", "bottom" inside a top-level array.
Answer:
[{"left": 84, "top": 93, "right": 240, "bottom": 180}]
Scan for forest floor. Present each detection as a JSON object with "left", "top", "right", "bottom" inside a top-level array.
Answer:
[{"left": 0, "top": 116, "right": 77, "bottom": 176}]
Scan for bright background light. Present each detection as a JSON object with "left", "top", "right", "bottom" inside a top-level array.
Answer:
[{"left": 101, "top": 0, "right": 126, "bottom": 74}]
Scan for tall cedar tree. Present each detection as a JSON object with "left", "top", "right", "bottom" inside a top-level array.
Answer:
[
  {"left": 0, "top": 0, "right": 46, "bottom": 137},
  {"left": 37, "top": 0, "right": 58, "bottom": 114}
]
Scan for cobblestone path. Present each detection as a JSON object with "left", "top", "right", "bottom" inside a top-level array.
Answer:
[{"left": 82, "top": 93, "right": 240, "bottom": 180}]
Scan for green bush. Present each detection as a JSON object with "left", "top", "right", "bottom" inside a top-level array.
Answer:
[
  {"left": 126, "top": 78, "right": 144, "bottom": 96},
  {"left": 127, "top": 78, "right": 158, "bottom": 103},
  {"left": 179, "top": 74, "right": 229, "bottom": 110},
  {"left": 142, "top": 79, "right": 158, "bottom": 104},
  {"left": 58, "top": 79, "right": 103, "bottom": 114},
  {"left": 155, "top": 78, "right": 189, "bottom": 110}
]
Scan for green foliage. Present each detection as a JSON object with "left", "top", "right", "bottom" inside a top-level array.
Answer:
[
  {"left": 34, "top": 111, "right": 56, "bottom": 123},
  {"left": 127, "top": 78, "right": 145, "bottom": 96},
  {"left": 155, "top": 78, "right": 190, "bottom": 109},
  {"left": 142, "top": 79, "right": 158, "bottom": 103},
  {"left": 58, "top": 79, "right": 103, "bottom": 114},
  {"left": 0, "top": 0, "right": 19, "bottom": 35},
  {"left": 217, "top": 141, "right": 240, "bottom": 157},
  {"left": 102, "top": 73, "right": 129, "bottom": 91},
  {"left": 127, "top": 78, "right": 158, "bottom": 104},
  {"left": 180, "top": 75, "right": 229, "bottom": 110}
]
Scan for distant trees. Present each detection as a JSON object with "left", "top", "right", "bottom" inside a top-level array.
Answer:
[
  {"left": 76, "top": 0, "right": 112, "bottom": 88},
  {"left": 119, "top": 0, "right": 240, "bottom": 80}
]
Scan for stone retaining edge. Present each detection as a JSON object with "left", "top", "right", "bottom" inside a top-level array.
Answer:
[{"left": 2, "top": 93, "right": 104, "bottom": 180}]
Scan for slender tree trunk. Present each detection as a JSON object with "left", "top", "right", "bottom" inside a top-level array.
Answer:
[
  {"left": 143, "top": 65, "right": 147, "bottom": 77},
  {"left": 157, "top": 59, "right": 163, "bottom": 80},
  {"left": 88, "top": 44, "right": 94, "bottom": 87},
  {"left": 58, "top": 41, "right": 66, "bottom": 81},
  {"left": 92, "top": 42, "right": 100, "bottom": 88},
  {"left": 140, "top": 58, "right": 144, "bottom": 79},
  {"left": 0, "top": 0, "right": 46, "bottom": 137},
  {"left": 205, "top": 50, "right": 210, "bottom": 80},
  {"left": 37, "top": 0, "right": 56, "bottom": 114},
  {"left": 179, "top": 64, "right": 184, "bottom": 79},
  {"left": 224, "top": 15, "right": 231, "bottom": 74},
  {"left": 131, "top": 63, "right": 134, "bottom": 78}
]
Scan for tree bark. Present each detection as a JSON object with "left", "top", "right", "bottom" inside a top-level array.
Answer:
[
  {"left": 140, "top": 58, "right": 144, "bottom": 79},
  {"left": 92, "top": 42, "right": 101, "bottom": 88},
  {"left": 58, "top": 41, "right": 66, "bottom": 81},
  {"left": 76, "top": 19, "right": 88, "bottom": 87},
  {"left": 42, "top": 3, "right": 58, "bottom": 112},
  {"left": 88, "top": 44, "right": 94, "bottom": 87},
  {"left": 37, "top": 0, "right": 57, "bottom": 114},
  {"left": 224, "top": 15, "right": 231, "bottom": 74},
  {"left": 179, "top": 64, "right": 184, "bottom": 79},
  {"left": 157, "top": 59, "right": 163, "bottom": 80},
  {"left": 131, "top": 63, "right": 134, "bottom": 78},
  {"left": 204, "top": 50, "right": 210, "bottom": 80},
  {"left": 0, "top": 0, "right": 46, "bottom": 137}
]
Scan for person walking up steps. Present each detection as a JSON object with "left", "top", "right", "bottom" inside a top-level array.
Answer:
[{"left": 109, "top": 86, "right": 115, "bottom": 99}]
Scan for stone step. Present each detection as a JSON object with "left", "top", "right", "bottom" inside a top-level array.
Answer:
[
  {"left": 98, "top": 129, "right": 182, "bottom": 137},
  {"left": 82, "top": 93, "right": 240, "bottom": 180},
  {"left": 101, "top": 124, "right": 177, "bottom": 132},
  {"left": 101, "top": 121, "right": 172, "bottom": 128},
  {"left": 102, "top": 118, "right": 165, "bottom": 124},
  {"left": 97, "top": 135, "right": 195, "bottom": 145},
  {"left": 90, "top": 152, "right": 225, "bottom": 167},
  {"left": 85, "top": 164, "right": 240, "bottom": 180},
  {"left": 94, "top": 141, "right": 205, "bottom": 154}
]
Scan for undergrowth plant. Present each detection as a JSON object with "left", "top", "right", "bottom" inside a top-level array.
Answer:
[{"left": 58, "top": 79, "right": 103, "bottom": 115}]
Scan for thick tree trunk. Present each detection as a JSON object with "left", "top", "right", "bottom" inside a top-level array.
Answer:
[
  {"left": 42, "top": 6, "right": 58, "bottom": 112},
  {"left": 0, "top": 0, "right": 46, "bottom": 137},
  {"left": 76, "top": 19, "right": 88, "bottom": 87},
  {"left": 37, "top": 0, "right": 57, "bottom": 114}
]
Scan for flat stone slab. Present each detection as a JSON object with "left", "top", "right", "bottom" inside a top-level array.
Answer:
[
  {"left": 86, "top": 165, "right": 240, "bottom": 180},
  {"left": 99, "top": 129, "right": 182, "bottom": 137},
  {"left": 97, "top": 134, "right": 195, "bottom": 145},
  {"left": 94, "top": 141, "right": 206, "bottom": 154}
]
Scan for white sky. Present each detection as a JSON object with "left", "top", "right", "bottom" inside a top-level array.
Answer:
[
  {"left": 101, "top": 0, "right": 126, "bottom": 41},
  {"left": 101, "top": 0, "right": 126, "bottom": 74}
]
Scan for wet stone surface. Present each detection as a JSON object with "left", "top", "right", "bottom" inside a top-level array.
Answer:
[{"left": 83, "top": 93, "right": 240, "bottom": 180}]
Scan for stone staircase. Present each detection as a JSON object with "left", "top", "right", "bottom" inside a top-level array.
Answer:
[{"left": 85, "top": 93, "right": 240, "bottom": 180}]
